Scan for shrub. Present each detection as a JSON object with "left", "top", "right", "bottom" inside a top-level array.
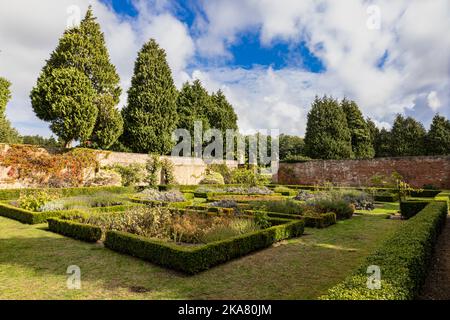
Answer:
[
  {"left": 254, "top": 211, "right": 271, "bottom": 229},
  {"left": 400, "top": 200, "right": 431, "bottom": 219},
  {"left": 110, "top": 164, "right": 145, "bottom": 186},
  {"left": 207, "top": 164, "right": 233, "bottom": 183},
  {"left": 230, "top": 168, "right": 267, "bottom": 186},
  {"left": 311, "top": 199, "right": 354, "bottom": 220},
  {"left": 104, "top": 219, "right": 304, "bottom": 274},
  {"left": 199, "top": 171, "right": 225, "bottom": 185},
  {"left": 18, "top": 190, "right": 56, "bottom": 212},
  {"left": 322, "top": 201, "right": 448, "bottom": 300}
]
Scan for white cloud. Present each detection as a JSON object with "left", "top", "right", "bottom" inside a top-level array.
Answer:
[{"left": 427, "top": 91, "right": 442, "bottom": 111}]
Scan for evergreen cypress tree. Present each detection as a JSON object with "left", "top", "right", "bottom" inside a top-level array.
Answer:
[
  {"left": 30, "top": 6, "right": 122, "bottom": 148},
  {"left": 389, "top": 114, "right": 426, "bottom": 156},
  {"left": 304, "top": 96, "right": 353, "bottom": 159},
  {"left": 341, "top": 99, "right": 374, "bottom": 158},
  {"left": 209, "top": 90, "right": 238, "bottom": 132},
  {"left": 0, "top": 77, "right": 22, "bottom": 143},
  {"left": 176, "top": 80, "right": 212, "bottom": 137},
  {"left": 121, "top": 39, "right": 179, "bottom": 154},
  {"left": 374, "top": 128, "right": 392, "bottom": 157},
  {"left": 426, "top": 114, "right": 450, "bottom": 155}
]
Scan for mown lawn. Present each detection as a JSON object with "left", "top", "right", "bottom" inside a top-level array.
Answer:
[{"left": 0, "top": 214, "right": 401, "bottom": 300}]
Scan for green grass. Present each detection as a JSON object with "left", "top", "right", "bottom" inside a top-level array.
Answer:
[
  {"left": 0, "top": 214, "right": 401, "bottom": 300},
  {"left": 355, "top": 202, "right": 399, "bottom": 216}
]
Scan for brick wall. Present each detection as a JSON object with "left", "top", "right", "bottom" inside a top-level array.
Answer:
[{"left": 276, "top": 156, "right": 450, "bottom": 189}]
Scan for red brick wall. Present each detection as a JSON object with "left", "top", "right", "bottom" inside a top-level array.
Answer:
[{"left": 276, "top": 156, "right": 450, "bottom": 189}]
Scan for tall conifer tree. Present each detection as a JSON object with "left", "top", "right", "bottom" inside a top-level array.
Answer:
[
  {"left": 121, "top": 39, "right": 179, "bottom": 154},
  {"left": 30, "top": 6, "right": 122, "bottom": 148}
]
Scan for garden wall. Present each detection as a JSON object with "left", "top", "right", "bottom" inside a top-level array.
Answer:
[
  {"left": 0, "top": 144, "right": 238, "bottom": 188},
  {"left": 276, "top": 156, "right": 450, "bottom": 189}
]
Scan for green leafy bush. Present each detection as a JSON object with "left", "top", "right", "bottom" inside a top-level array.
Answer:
[
  {"left": 322, "top": 201, "right": 448, "bottom": 300},
  {"left": 312, "top": 199, "right": 354, "bottom": 220},
  {"left": 18, "top": 190, "right": 56, "bottom": 212},
  {"left": 254, "top": 211, "right": 271, "bottom": 229},
  {"left": 110, "top": 164, "right": 145, "bottom": 186},
  {"left": 230, "top": 168, "right": 268, "bottom": 186},
  {"left": 199, "top": 171, "right": 225, "bottom": 185}
]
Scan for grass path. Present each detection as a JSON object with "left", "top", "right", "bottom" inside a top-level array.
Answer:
[{"left": 0, "top": 214, "right": 401, "bottom": 300}]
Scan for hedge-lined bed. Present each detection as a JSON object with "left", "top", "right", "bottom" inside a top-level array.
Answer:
[
  {"left": 321, "top": 201, "right": 448, "bottom": 300},
  {"left": 45, "top": 211, "right": 305, "bottom": 274},
  {"left": 0, "top": 186, "right": 135, "bottom": 201},
  {"left": 104, "top": 218, "right": 305, "bottom": 274}
]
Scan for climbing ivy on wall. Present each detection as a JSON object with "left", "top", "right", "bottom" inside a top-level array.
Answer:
[{"left": 0, "top": 145, "right": 99, "bottom": 187}]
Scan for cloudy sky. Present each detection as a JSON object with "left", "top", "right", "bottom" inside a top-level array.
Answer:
[{"left": 0, "top": 0, "right": 449, "bottom": 137}]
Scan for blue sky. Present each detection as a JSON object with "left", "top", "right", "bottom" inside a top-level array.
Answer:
[
  {"left": 0, "top": 0, "right": 449, "bottom": 137},
  {"left": 101, "top": 0, "right": 326, "bottom": 72}
]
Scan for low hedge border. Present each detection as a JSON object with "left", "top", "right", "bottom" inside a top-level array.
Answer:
[
  {"left": 48, "top": 217, "right": 102, "bottom": 242},
  {"left": 0, "top": 186, "right": 135, "bottom": 201},
  {"left": 410, "top": 190, "right": 442, "bottom": 198},
  {"left": 374, "top": 194, "right": 399, "bottom": 202},
  {"left": 321, "top": 201, "right": 448, "bottom": 300},
  {"left": 244, "top": 210, "right": 336, "bottom": 228},
  {"left": 400, "top": 200, "right": 432, "bottom": 219},
  {"left": 0, "top": 202, "right": 65, "bottom": 224},
  {"left": 104, "top": 218, "right": 305, "bottom": 274}
]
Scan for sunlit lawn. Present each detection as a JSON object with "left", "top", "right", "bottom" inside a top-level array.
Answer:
[{"left": 0, "top": 214, "right": 401, "bottom": 300}]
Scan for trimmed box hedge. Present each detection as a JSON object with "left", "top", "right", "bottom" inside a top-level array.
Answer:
[
  {"left": 400, "top": 200, "right": 431, "bottom": 219},
  {"left": 104, "top": 219, "right": 305, "bottom": 274},
  {"left": 0, "top": 186, "right": 135, "bottom": 201},
  {"left": 410, "top": 189, "right": 442, "bottom": 198},
  {"left": 244, "top": 210, "right": 336, "bottom": 228},
  {"left": 374, "top": 193, "right": 399, "bottom": 202},
  {"left": 48, "top": 217, "right": 102, "bottom": 242},
  {"left": 322, "top": 201, "right": 448, "bottom": 300},
  {"left": 0, "top": 202, "right": 64, "bottom": 224}
]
